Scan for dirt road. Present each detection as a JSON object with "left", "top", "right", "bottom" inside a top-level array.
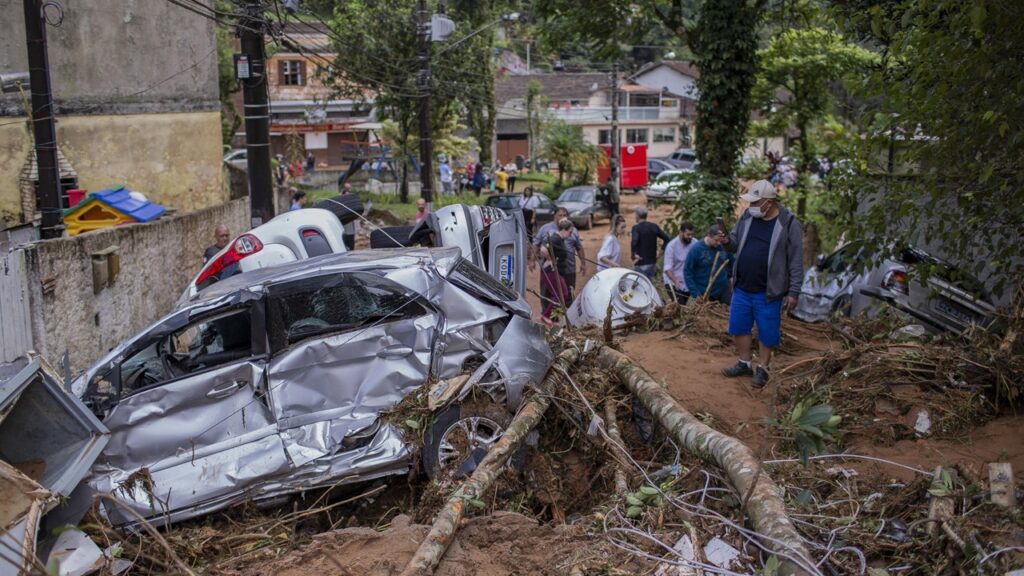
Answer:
[{"left": 529, "top": 192, "right": 1024, "bottom": 481}]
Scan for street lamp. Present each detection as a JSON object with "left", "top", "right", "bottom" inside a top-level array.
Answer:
[{"left": 435, "top": 12, "right": 519, "bottom": 56}]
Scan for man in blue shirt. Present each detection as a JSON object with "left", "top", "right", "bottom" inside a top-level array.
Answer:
[
  {"left": 684, "top": 224, "right": 733, "bottom": 302},
  {"left": 718, "top": 180, "right": 803, "bottom": 388}
]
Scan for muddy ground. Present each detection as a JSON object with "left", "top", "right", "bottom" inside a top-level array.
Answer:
[{"left": 151, "top": 192, "right": 1023, "bottom": 575}]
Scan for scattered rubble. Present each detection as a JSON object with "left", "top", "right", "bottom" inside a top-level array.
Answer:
[{"left": 3, "top": 303, "right": 1022, "bottom": 575}]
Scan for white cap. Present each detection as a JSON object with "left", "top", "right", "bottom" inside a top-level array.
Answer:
[{"left": 740, "top": 179, "right": 776, "bottom": 202}]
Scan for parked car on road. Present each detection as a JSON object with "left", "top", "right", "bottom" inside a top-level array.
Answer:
[
  {"left": 668, "top": 148, "right": 698, "bottom": 168},
  {"left": 223, "top": 149, "right": 247, "bottom": 168},
  {"left": 647, "top": 158, "right": 689, "bottom": 179},
  {"left": 555, "top": 185, "right": 611, "bottom": 230},
  {"left": 73, "top": 248, "right": 553, "bottom": 528},
  {"left": 646, "top": 169, "right": 695, "bottom": 206},
  {"left": 484, "top": 193, "right": 556, "bottom": 226}
]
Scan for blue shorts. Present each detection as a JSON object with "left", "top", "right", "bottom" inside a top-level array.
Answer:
[{"left": 728, "top": 288, "right": 783, "bottom": 347}]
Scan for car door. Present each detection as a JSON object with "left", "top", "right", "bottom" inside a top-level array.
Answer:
[
  {"left": 535, "top": 195, "right": 555, "bottom": 225},
  {"left": 90, "top": 304, "right": 287, "bottom": 525},
  {"left": 591, "top": 190, "right": 611, "bottom": 220},
  {"left": 265, "top": 272, "right": 439, "bottom": 469}
]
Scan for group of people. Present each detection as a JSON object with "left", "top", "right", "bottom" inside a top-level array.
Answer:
[
  {"left": 462, "top": 158, "right": 529, "bottom": 197},
  {"left": 533, "top": 179, "right": 803, "bottom": 389}
]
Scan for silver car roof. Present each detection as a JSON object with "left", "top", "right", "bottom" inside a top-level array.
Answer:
[{"left": 183, "top": 247, "right": 463, "bottom": 310}]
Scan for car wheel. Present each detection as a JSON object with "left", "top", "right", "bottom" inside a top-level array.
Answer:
[
  {"left": 369, "top": 225, "right": 416, "bottom": 248},
  {"left": 314, "top": 193, "right": 364, "bottom": 225},
  {"left": 423, "top": 399, "right": 512, "bottom": 479}
]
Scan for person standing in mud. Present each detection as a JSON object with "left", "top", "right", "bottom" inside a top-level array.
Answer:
[
  {"left": 530, "top": 207, "right": 586, "bottom": 301},
  {"left": 538, "top": 218, "right": 575, "bottom": 327},
  {"left": 684, "top": 224, "right": 733, "bottom": 303},
  {"left": 718, "top": 180, "right": 803, "bottom": 388}
]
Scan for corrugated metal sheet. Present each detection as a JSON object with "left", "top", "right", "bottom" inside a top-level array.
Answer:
[{"left": 0, "top": 250, "right": 33, "bottom": 363}]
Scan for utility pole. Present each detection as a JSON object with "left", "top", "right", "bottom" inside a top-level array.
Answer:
[
  {"left": 609, "top": 63, "right": 620, "bottom": 199},
  {"left": 23, "top": 0, "right": 63, "bottom": 239},
  {"left": 239, "top": 0, "right": 274, "bottom": 227},
  {"left": 416, "top": 0, "right": 435, "bottom": 208}
]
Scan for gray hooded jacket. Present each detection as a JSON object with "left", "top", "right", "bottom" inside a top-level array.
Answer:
[{"left": 723, "top": 206, "right": 803, "bottom": 301}]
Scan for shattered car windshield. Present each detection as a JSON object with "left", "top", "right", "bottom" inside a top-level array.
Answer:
[{"left": 268, "top": 272, "right": 426, "bottom": 347}]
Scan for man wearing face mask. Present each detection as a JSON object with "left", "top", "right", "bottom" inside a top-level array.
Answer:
[{"left": 717, "top": 180, "right": 803, "bottom": 388}]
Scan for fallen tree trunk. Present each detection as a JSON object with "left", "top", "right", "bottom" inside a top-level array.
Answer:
[
  {"left": 594, "top": 345, "right": 816, "bottom": 576},
  {"left": 399, "top": 350, "right": 577, "bottom": 576}
]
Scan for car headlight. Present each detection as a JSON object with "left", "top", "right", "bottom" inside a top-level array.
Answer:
[{"left": 570, "top": 210, "right": 583, "bottom": 217}]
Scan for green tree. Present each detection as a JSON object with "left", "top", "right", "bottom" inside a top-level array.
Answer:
[
  {"left": 540, "top": 120, "right": 603, "bottom": 186},
  {"left": 752, "top": 26, "right": 876, "bottom": 215},
  {"left": 688, "top": 0, "right": 762, "bottom": 192},
  {"left": 532, "top": 0, "right": 765, "bottom": 220},
  {"left": 525, "top": 80, "right": 545, "bottom": 168},
  {"left": 311, "top": 0, "right": 504, "bottom": 201},
  {"left": 831, "top": 0, "right": 1024, "bottom": 297}
]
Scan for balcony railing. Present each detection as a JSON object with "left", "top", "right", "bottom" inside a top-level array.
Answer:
[{"left": 544, "top": 106, "right": 676, "bottom": 122}]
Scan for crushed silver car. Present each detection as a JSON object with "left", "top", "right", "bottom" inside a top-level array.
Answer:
[{"left": 71, "top": 247, "right": 552, "bottom": 527}]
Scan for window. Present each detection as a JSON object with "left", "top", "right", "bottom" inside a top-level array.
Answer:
[
  {"left": 268, "top": 273, "right": 425, "bottom": 350},
  {"left": 115, "top": 308, "right": 253, "bottom": 396},
  {"left": 625, "top": 128, "right": 648, "bottom": 144},
  {"left": 631, "top": 94, "right": 660, "bottom": 107},
  {"left": 450, "top": 259, "right": 518, "bottom": 302},
  {"left": 279, "top": 60, "right": 306, "bottom": 86},
  {"left": 662, "top": 98, "right": 678, "bottom": 108},
  {"left": 653, "top": 127, "right": 676, "bottom": 143},
  {"left": 598, "top": 129, "right": 612, "bottom": 145}
]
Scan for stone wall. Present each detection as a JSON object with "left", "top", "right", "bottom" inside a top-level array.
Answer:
[
  {"left": 0, "top": 111, "right": 227, "bottom": 224},
  {"left": 0, "top": 0, "right": 218, "bottom": 111},
  {"left": 0, "top": 0, "right": 223, "bottom": 226},
  {"left": 19, "top": 198, "right": 249, "bottom": 372}
]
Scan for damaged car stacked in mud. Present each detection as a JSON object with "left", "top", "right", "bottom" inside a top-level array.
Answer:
[{"left": 71, "top": 247, "right": 552, "bottom": 527}]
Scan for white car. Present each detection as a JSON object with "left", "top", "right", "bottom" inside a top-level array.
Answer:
[
  {"left": 179, "top": 208, "right": 347, "bottom": 304},
  {"left": 223, "top": 149, "right": 247, "bottom": 168},
  {"left": 646, "top": 169, "right": 695, "bottom": 206}
]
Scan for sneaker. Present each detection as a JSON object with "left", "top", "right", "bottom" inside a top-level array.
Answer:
[
  {"left": 722, "top": 360, "right": 754, "bottom": 378},
  {"left": 752, "top": 366, "right": 770, "bottom": 388}
]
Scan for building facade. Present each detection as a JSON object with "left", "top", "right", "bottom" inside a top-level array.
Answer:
[
  {"left": 0, "top": 0, "right": 225, "bottom": 229},
  {"left": 233, "top": 22, "right": 375, "bottom": 170},
  {"left": 495, "top": 72, "right": 697, "bottom": 164}
]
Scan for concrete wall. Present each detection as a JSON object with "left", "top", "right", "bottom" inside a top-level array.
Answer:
[
  {"left": 0, "top": 0, "right": 218, "bottom": 112},
  {"left": 0, "top": 112, "right": 227, "bottom": 222},
  {"left": 0, "top": 0, "right": 224, "bottom": 225},
  {"left": 0, "top": 122, "right": 31, "bottom": 227},
  {"left": 18, "top": 198, "right": 249, "bottom": 372}
]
